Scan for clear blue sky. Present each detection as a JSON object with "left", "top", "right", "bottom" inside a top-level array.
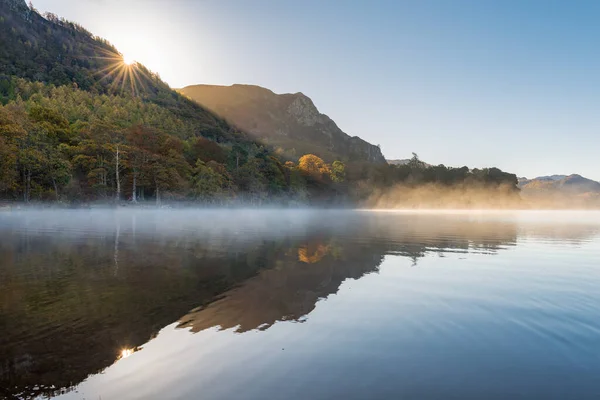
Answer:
[{"left": 32, "top": 0, "right": 600, "bottom": 180}]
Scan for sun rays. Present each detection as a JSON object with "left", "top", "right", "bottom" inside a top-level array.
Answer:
[
  {"left": 91, "top": 46, "right": 152, "bottom": 96},
  {"left": 122, "top": 55, "right": 135, "bottom": 66}
]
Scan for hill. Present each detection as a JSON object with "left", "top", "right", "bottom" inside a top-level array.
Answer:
[
  {"left": 519, "top": 174, "right": 600, "bottom": 194},
  {"left": 519, "top": 174, "right": 600, "bottom": 208},
  {"left": 0, "top": 0, "right": 244, "bottom": 140},
  {"left": 178, "top": 84, "right": 386, "bottom": 164},
  {"left": 0, "top": 0, "right": 347, "bottom": 205}
]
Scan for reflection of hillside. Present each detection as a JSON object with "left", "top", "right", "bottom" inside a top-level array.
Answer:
[
  {"left": 0, "top": 228, "right": 293, "bottom": 399},
  {"left": 178, "top": 239, "right": 381, "bottom": 334},
  {"left": 177, "top": 217, "right": 521, "bottom": 335},
  {"left": 2, "top": 211, "right": 600, "bottom": 399},
  {"left": 518, "top": 224, "right": 600, "bottom": 244},
  {"left": 361, "top": 214, "right": 519, "bottom": 260},
  {"left": 176, "top": 214, "right": 600, "bottom": 337},
  {"left": 298, "top": 242, "right": 332, "bottom": 264}
]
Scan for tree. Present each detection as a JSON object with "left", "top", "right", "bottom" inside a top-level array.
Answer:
[
  {"left": 233, "top": 159, "right": 267, "bottom": 204},
  {"left": 45, "top": 144, "right": 71, "bottom": 200},
  {"left": 0, "top": 135, "right": 18, "bottom": 194},
  {"left": 408, "top": 152, "right": 426, "bottom": 169},
  {"left": 0, "top": 107, "right": 25, "bottom": 196},
  {"left": 186, "top": 137, "right": 227, "bottom": 165},
  {"left": 298, "top": 154, "right": 331, "bottom": 179},
  {"left": 191, "top": 160, "right": 226, "bottom": 202},
  {"left": 285, "top": 161, "right": 308, "bottom": 202},
  {"left": 228, "top": 144, "right": 248, "bottom": 171},
  {"left": 330, "top": 161, "right": 346, "bottom": 183}
]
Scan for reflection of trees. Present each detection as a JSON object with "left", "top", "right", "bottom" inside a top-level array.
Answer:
[
  {"left": 179, "top": 237, "right": 381, "bottom": 334},
  {"left": 364, "top": 214, "right": 520, "bottom": 260},
  {"left": 298, "top": 242, "right": 332, "bottom": 264},
  {"left": 176, "top": 216, "right": 520, "bottom": 335},
  {"left": 1, "top": 211, "right": 599, "bottom": 398},
  {"left": 0, "top": 225, "right": 293, "bottom": 399}
]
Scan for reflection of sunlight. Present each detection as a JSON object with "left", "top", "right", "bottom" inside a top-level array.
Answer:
[{"left": 119, "top": 348, "right": 134, "bottom": 360}]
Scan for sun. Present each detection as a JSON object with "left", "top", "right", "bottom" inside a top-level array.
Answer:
[
  {"left": 119, "top": 348, "right": 134, "bottom": 359},
  {"left": 93, "top": 47, "right": 150, "bottom": 96},
  {"left": 122, "top": 55, "right": 135, "bottom": 66}
]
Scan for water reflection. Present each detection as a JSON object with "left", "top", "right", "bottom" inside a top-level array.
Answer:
[{"left": 0, "top": 210, "right": 599, "bottom": 399}]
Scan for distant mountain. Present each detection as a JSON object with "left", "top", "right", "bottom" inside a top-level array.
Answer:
[
  {"left": 179, "top": 84, "right": 386, "bottom": 164},
  {"left": 519, "top": 174, "right": 600, "bottom": 194},
  {"left": 519, "top": 175, "right": 567, "bottom": 186},
  {"left": 539, "top": 175, "right": 568, "bottom": 181},
  {"left": 519, "top": 174, "right": 600, "bottom": 208}
]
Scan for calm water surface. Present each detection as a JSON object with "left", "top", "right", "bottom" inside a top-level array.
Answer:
[{"left": 1, "top": 210, "right": 600, "bottom": 399}]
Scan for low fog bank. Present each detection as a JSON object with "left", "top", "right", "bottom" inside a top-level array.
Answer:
[
  {"left": 519, "top": 191, "right": 600, "bottom": 210},
  {"left": 363, "top": 183, "right": 600, "bottom": 210},
  {"left": 1, "top": 208, "right": 600, "bottom": 259},
  {"left": 0, "top": 209, "right": 363, "bottom": 242},
  {"left": 4, "top": 179, "right": 600, "bottom": 211},
  {"left": 363, "top": 183, "right": 522, "bottom": 209},
  {"left": 3, "top": 207, "right": 600, "bottom": 232}
]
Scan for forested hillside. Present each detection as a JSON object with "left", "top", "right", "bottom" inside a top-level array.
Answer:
[
  {"left": 0, "top": 0, "right": 520, "bottom": 207},
  {"left": 0, "top": 0, "right": 350, "bottom": 205}
]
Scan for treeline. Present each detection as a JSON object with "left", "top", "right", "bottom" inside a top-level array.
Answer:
[
  {"left": 0, "top": 80, "right": 347, "bottom": 204},
  {"left": 344, "top": 153, "right": 520, "bottom": 204},
  {"left": 362, "top": 153, "right": 517, "bottom": 188},
  {"left": 0, "top": 79, "right": 518, "bottom": 206}
]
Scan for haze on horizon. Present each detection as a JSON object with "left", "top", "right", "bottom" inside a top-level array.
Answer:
[{"left": 30, "top": 0, "right": 600, "bottom": 181}]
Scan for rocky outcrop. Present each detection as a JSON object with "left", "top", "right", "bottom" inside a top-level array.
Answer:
[{"left": 179, "top": 84, "right": 386, "bottom": 163}]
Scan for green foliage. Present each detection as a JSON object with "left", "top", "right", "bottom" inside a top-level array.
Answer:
[
  {"left": 331, "top": 161, "right": 346, "bottom": 183},
  {"left": 0, "top": 83, "right": 331, "bottom": 204},
  {"left": 191, "top": 160, "right": 227, "bottom": 201},
  {"left": 357, "top": 156, "right": 519, "bottom": 198}
]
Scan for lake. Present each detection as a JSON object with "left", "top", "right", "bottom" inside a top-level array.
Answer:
[{"left": 1, "top": 210, "right": 600, "bottom": 400}]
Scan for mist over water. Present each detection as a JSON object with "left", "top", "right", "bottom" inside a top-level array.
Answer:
[
  {"left": 364, "top": 183, "right": 523, "bottom": 209},
  {"left": 363, "top": 183, "right": 600, "bottom": 210},
  {"left": 2, "top": 209, "right": 600, "bottom": 399}
]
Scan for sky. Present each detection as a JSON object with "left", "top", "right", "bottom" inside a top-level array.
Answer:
[{"left": 31, "top": 0, "right": 600, "bottom": 180}]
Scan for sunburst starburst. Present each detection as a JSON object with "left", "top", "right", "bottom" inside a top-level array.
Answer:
[{"left": 90, "top": 46, "right": 151, "bottom": 96}]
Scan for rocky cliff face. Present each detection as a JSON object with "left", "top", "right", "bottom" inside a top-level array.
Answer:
[{"left": 179, "top": 84, "right": 386, "bottom": 163}]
